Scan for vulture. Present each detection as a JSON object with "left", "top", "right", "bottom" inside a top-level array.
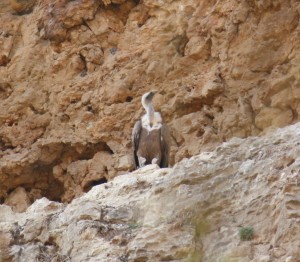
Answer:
[{"left": 132, "top": 91, "right": 170, "bottom": 169}]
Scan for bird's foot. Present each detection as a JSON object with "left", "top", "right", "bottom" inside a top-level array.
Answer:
[
  {"left": 151, "top": 158, "right": 158, "bottom": 165},
  {"left": 138, "top": 156, "right": 146, "bottom": 168}
]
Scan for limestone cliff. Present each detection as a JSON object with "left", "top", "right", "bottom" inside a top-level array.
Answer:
[
  {"left": 2, "top": 123, "right": 300, "bottom": 261},
  {"left": 1, "top": 0, "right": 300, "bottom": 260},
  {"left": 1, "top": 0, "right": 300, "bottom": 203}
]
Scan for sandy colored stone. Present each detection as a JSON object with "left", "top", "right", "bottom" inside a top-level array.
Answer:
[
  {"left": 1, "top": 0, "right": 300, "bottom": 233},
  {"left": 255, "top": 107, "right": 293, "bottom": 131},
  {"left": 4, "top": 187, "right": 30, "bottom": 212},
  {"left": 1, "top": 124, "right": 300, "bottom": 260},
  {"left": 9, "top": 0, "right": 36, "bottom": 14}
]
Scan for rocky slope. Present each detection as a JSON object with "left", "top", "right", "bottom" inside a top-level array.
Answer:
[
  {"left": 1, "top": 1, "right": 300, "bottom": 260},
  {"left": 1, "top": 0, "right": 300, "bottom": 204},
  {"left": 2, "top": 123, "right": 300, "bottom": 261}
]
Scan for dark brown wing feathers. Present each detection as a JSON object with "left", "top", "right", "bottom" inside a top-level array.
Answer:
[
  {"left": 160, "top": 123, "right": 170, "bottom": 167},
  {"left": 132, "top": 120, "right": 142, "bottom": 169}
]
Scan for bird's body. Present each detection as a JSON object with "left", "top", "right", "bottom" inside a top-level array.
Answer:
[{"left": 132, "top": 92, "right": 170, "bottom": 169}]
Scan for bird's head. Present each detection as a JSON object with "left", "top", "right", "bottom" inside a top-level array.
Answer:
[{"left": 141, "top": 91, "right": 155, "bottom": 107}]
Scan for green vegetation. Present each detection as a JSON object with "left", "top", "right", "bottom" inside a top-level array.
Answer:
[
  {"left": 128, "top": 222, "right": 141, "bottom": 229},
  {"left": 239, "top": 226, "right": 254, "bottom": 241}
]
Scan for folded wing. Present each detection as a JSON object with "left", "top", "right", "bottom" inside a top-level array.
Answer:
[{"left": 131, "top": 120, "right": 142, "bottom": 169}]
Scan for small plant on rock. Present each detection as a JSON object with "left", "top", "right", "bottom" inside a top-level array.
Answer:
[
  {"left": 239, "top": 226, "right": 254, "bottom": 241},
  {"left": 128, "top": 222, "right": 141, "bottom": 229}
]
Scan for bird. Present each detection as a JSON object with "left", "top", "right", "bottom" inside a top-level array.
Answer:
[{"left": 132, "top": 91, "right": 170, "bottom": 169}]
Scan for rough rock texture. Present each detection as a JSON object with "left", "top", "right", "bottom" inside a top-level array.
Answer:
[
  {"left": 1, "top": 0, "right": 300, "bottom": 204},
  {"left": 2, "top": 123, "right": 300, "bottom": 261},
  {"left": 1, "top": 0, "right": 300, "bottom": 260}
]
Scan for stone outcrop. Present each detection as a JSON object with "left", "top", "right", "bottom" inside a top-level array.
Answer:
[
  {"left": 0, "top": 0, "right": 300, "bottom": 226},
  {"left": 2, "top": 123, "right": 300, "bottom": 261}
]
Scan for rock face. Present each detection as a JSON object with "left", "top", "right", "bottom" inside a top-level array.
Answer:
[
  {"left": 0, "top": 0, "right": 300, "bottom": 222},
  {"left": 1, "top": 0, "right": 300, "bottom": 260},
  {"left": 2, "top": 123, "right": 300, "bottom": 261}
]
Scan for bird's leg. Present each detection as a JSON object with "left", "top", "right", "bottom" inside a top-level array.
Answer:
[{"left": 138, "top": 156, "right": 146, "bottom": 168}]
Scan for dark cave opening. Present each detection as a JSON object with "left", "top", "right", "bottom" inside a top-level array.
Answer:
[
  {"left": 83, "top": 177, "right": 108, "bottom": 192},
  {"left": 126, "top": 96, "right": 133, "bottom": 102},
  {"left": 1, "top": 141, "right": 114, "bottom": 205}
]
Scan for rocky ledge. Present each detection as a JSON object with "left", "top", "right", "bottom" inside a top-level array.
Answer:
[
  {"left": 1, "top": 0, "right": 300, "bottom": 205},
  {"left": 1, "top": 123, "right": 300, "bottom": 261}
]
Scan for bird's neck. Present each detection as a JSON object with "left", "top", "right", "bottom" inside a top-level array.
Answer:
[{"left": 145, "top": 103, "right": 155, "bottom": 125}]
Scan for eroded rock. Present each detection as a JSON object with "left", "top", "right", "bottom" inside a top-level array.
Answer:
[
  {"left": 1, "top": 0, "right": 300, "bottom": 212},
  {"left": 4, "top": 187, "right": 30, "bottom": 212},
  {"left": 2, "top": 123, "right": 300, "bottom": 260}
]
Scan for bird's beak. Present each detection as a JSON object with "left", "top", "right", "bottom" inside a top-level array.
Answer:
[
  {"left": 144, "top": 91, "right": 156, "bottom": 101},
  {"left": 149, "top": 91, "right": 156, "bottom": 99}
]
